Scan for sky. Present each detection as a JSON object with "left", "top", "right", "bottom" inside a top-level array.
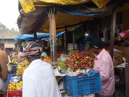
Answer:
[{"left": 0, "top": 0, "right": 19, "bottom": 30}]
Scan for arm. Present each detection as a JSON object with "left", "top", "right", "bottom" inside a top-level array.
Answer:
[
  {"left": 93, "top": 61, "right": 111, "bottom": 82},
  {"left": 0, "top": 64, "right": 2, "bottom": 78},
  {"left": 23, "top": 72, "right": 37, "bottom": 97}
]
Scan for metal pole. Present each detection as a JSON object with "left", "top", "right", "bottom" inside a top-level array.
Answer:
[
  {"left": 62, "top": 34, "right": 64, "bottom": 48},
  {"left": 73, "top": 31, "right": 75, "bottom": 50},
  {"left": 49, "top": 7, "right": 57, "bottom": 66},
  {"left": 65, "top": 27, "right": 68, "bottom": 54},
  {"left": 110, "top": 8, "right": 116, "bottom": 59},
  {"left": 34, "top": 33, "right": 37, "bottom": 41},
  {"left": 125, "top": 62, "right": 129, "bottom": 97}
]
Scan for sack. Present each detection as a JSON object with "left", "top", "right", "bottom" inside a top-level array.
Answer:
[
  {"left": 7, "top": 63, "right": 12, "bottom": 72},
  {"left": 0, "top": 78, "right": 4, "bottom": 90},
  {"left": 7, "top": 55, "right": 12, "bottom": 72}
]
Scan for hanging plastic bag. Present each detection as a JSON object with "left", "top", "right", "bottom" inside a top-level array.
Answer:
[
  {"left": 0, "top": 78, "right": 4, "bottom": 90},
  {"left": 7, "top": 56, "right": 12, "bottom": 72}
]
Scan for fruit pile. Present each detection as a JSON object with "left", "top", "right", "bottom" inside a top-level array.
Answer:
[
  {"left": 12, "top": 58, "right": 18, "bottom": 64},
  {"left": 16, "top": 60, "right": 30, "bottom": 76},
  {"left": 64, "top": 54, "right": 94, "bottom": 71},
  {"left": 43, "top": 57, "right": 51, "bottom": 62},
  {"left": 9, "top": 81, "right": 23, "bottom": 91}
]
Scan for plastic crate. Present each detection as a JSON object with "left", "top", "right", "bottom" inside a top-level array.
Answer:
[
  {"left": 12, "top": 65, "right": 17, "bottom": 72},
  {"left": 8, "top": 74, "right": 16, "bottom": 84},
  {"left": 7, "top": 90, "right": 22, "bottom": 97},
  {"left": 63, "top": 71, "right": 102, "bottom": 96}
]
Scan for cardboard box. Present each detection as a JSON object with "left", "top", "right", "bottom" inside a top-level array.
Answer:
[
  {"left": 114, "top": 45, "right": 129, "bottom": 62},
  {"left": 107, "top": 50, "right": 123, "bottom": 67}
]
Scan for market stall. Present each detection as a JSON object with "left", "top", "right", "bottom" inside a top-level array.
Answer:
[
  {"left": 10, "top": 0, "right": 129, "bottom": 97},
  {"left": 7, "top": 50, "right": 102, "bottom": 97}
]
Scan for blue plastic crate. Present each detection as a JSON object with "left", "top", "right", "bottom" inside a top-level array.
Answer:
[
  {"left": 12, "top": 66, "right": 17, "bottom": 72},
  {"left": 63, "top": 70, "right": 102, "bottom": 96},
  {"left": 8, "top": 74, "right": 16, "bottom": 84}
]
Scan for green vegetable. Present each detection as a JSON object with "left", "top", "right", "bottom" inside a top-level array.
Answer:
[{"left": 57, "top": 60, "right": 67, "bottom": 71}]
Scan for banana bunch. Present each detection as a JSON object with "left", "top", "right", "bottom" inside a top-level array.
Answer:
[
  {"left": 9, "top": 81, "right": 23, "bottom": 91},
  {"left": 16, "top": 63, "right": 24, "bottom": 76},
  {"left": 16, "top": 60, "right": 30, "bottom": 76},
  {"left": 12, "top": 58, "right": 17, "bottom": 64}
]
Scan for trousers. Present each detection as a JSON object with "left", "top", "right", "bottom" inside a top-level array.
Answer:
[{"left": 2, "top": 79, "right": 8, "bottom": 92}]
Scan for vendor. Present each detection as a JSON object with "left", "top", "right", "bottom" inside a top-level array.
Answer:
[
  {"left": 87, "top": 37, "right": 115, "bottom": 97},
  {"left": 21, "top": 42, "right": 61, "bottom": 97}
]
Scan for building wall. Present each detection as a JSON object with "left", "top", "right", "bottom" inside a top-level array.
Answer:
[{"left": 0, "top": 39, "right": 15, "bottom": 49}]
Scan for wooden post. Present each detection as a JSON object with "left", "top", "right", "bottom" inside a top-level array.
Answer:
[
  {"left": 73, "top": 31, "right": 75, "bottom": 50},
  {"left": 49, "top": 7, "right": 57, "bottom": 66},
  {"left": 110, "top": 8, "right": 116, "bottom": 59},
  {"left": 34, "top": 33, "right": 37, "bottom": 41},
  {"left": 65, "top": 27, "right": 68, "bottom": 54}
]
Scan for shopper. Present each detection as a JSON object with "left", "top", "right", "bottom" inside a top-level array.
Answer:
[
  {"left": 21, "top": 42, "right": 62, "bottom": 97},
  {"left": 87, "top": 37, "right": 115, "bottom": 97},
  {"left": 12, "top": 49, "right": 17, "bottom": 57},
  {"left": 41, "top": 50, "right": 48, "bottom": 60},
  {"left": 0, "top": 43, "right": 8, "bottom": 93}
]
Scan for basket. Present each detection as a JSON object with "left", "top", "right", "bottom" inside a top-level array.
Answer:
[
  {"left": 63, "top": 70, "right": 102, "bottom": 96},
  {"left": 7, "top": 90, "right": 22, "bottom": 97},
  {"left": 12, "top": 65, "right": 17, "bottom": 72},
  {"left": 8, "top": 74, "right": 16, "bottom": 84}
]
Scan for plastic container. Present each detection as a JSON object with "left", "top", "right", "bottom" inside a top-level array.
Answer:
[
  {"left": 63, "top": 71, "right": 102, "bottom": 96},
  {"left": 8, "top": 74, "right": 16, "bottom": 84},
  {"left": 7, "top": 90, "right": 22, "bottom": 97},
  {"left": 12, "top": 66, "right": 17, "bottom": 72}
]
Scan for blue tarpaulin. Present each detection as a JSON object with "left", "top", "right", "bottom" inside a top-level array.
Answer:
[
  {"left": 14, "top": 32, "right": 65, "bottom": 42},
  {"left": 57, "top": 6, "right": 109, "bottom": 16}
]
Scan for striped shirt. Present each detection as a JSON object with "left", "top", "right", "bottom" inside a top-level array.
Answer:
[{"left": 93, "top": 49, "right": 115, "bottom": 96}]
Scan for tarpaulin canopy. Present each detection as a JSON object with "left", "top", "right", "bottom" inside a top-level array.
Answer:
[
  {"left": 19, "top": 0, "right": 110, "bottom": 14},
  {"left": 17, "top": 0, "right": 126, "bottom": 34},
  {"left": 14, "top": 32, "right": 65, "bottom": 42}
]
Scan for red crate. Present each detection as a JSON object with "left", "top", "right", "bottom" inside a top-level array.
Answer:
[{"left": 7, "top": 90, "right": 22, "bottom": 97}]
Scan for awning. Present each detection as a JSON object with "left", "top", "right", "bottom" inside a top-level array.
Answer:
[
  {"left": 17, "top": 0, "right": 126, "bottom": 34},
  {"left": 19, "top": 0, "right": 110, "bottom": 13}
]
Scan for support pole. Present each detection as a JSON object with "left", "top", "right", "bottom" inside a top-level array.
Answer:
[
  {"left": 73, "top": 31, "right": 75, "bottom": 50},
  {"left": 65, "top": 27, "right": 68, "bottom": 54},
  {"left": 97, "top": 19, "right": 100, "bottom": 38},
  {"left": 125, "top": 62, "right": 129, "bottom": 97},
  {"left": 34, "top": 33, "right": 37, "bottom": 41},
  {"left": 49, "top": 7, "right": 57, "bottom": 66},
  {"left": 58, "top": 36, "right": 59, "bottom": 46},
  {"left": 110, "top": 8, "right": 116, "bottom": 59}
]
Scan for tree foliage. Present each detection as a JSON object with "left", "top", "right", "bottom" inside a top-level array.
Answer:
[{"left": 0, "top": 22, "right": 18, "bottom": 34}]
